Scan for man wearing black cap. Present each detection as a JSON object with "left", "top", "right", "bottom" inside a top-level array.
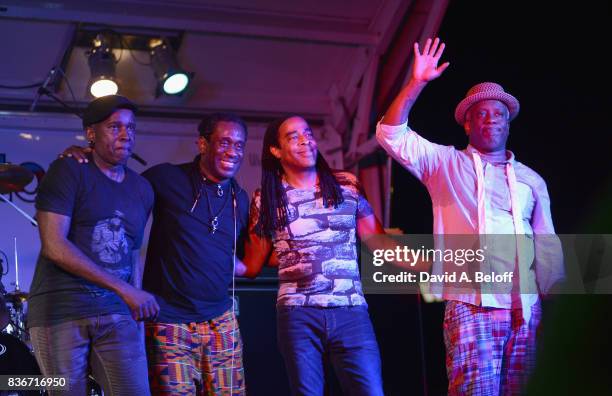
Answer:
[{"left": 28, "top": 95, "right": 158, "bottom": 396}]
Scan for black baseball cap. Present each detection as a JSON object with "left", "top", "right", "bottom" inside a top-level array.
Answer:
[{"left": 82, "top": 95, "right": 138, "bottom": 129}]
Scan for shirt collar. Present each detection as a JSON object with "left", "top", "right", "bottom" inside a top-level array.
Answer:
[{"left": 465, "top": 145, "right": 515, "bottom": 164}]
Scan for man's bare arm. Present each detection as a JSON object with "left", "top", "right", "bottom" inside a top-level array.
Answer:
[
  {"left": 38, "top": 210, "right": 159, "bottom": 320},
  {"left": 241, "top": 230, "right": 273, "bottom": 279}
]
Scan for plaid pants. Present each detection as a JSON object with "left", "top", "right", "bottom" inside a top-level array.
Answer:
[
  {"left": 145, "top": 310, "right": 246, "bottom": 395},
  {"left": 443, "top": 300, "right": 541, "bottom": 396}
]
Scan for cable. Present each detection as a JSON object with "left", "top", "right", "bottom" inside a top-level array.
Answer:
[
  {"left": 0, "top": 249, "right": 8, "bottom": 275},
  {"left": 55, "top": 67, "right": 77, "bottom": 105},
  {"left": 37, "top": 89, "right": 80, "bottom": 117},
  {"left": 230, "top": 185, "right": 237, "bottom": 395},
  {"left": 85, "top": 27, "right": 154, "bottom": 67},
  {"left": 0, "top": 81, "right": 44, "bottom": 90},
  {"left": 120, "top": 36, "right": 152, "bottom": 66}
]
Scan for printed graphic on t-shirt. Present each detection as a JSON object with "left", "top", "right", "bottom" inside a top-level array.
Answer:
[
  {"left": 91, "top": 210, "right": 131, "bottom": 282},
  {"left": 270, "top": 173, "right": 371, "bottom": 307}
]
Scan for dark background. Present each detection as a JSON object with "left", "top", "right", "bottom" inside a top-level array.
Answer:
[{"left": 241, "top": 1, "right": 611, "bottom": 395}]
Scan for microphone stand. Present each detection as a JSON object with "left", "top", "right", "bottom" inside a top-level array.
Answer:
[
  {"left": 36, "top": 87, "right": 80, "bottom": 117},
  {"left": 0, "top": 194, "right": 38, "bottom": 227}
]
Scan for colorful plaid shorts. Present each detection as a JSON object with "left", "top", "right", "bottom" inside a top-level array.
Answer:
[
  {"left": 145, "top": 309, "right": 246, "bottom": 395},
  {"left": 443, "top": 300, "right": 541, "bottom": 396}
]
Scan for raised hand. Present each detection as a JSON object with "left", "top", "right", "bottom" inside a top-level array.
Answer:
[
  {"left": 412, "top": 37, "right": 449, "bottom": 83},
  {"left": 379, "top": 38, "right": 449, "bottom": 125},
  {"left": 59, "top": 145, "right": 92, "bottom": 163}
]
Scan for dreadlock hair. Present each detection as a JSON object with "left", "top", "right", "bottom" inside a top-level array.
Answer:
[
  {"left": 198, "top": 112, "right": 248, "bottom": 141},
  {"left": 256, "top": 115, "right": 344, "bottom": 237}
]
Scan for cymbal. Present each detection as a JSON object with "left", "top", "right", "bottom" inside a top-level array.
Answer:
[
  {"left": 0, "top": 163, "right": 34, "bottom": 194},
  {"left": 3, "top": 290, "right": 28, "bottom": 304}
]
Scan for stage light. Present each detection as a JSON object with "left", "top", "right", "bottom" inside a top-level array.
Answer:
[
  {"left": 163, "top": 73, "right": 190, "bottom": 95},
  {"left": 90, "top": 79, "right": 118, "bottom": 97},
  {"left": 150, "top": 38, "right": 192, "bottom": 96},
  {"left": 87, "top": 33, "right": 119, "bottom": 98}
]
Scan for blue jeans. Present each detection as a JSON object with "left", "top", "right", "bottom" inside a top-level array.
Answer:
[
  {"left": 277, "top": 305, "right": 384, "bottom": 396},
  {"left": 29, "top": 313, "right": 150, "bottom": 396}
]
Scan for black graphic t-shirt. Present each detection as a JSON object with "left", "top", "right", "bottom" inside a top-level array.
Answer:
[{"left": 27, "top": 157, "right": 153, "bottom": 327}]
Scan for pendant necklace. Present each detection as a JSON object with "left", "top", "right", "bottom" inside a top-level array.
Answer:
[{"left": 191, "top": 175, "right": 230, "bottom": 234}]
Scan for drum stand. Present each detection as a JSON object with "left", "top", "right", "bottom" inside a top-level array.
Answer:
[{"left": 1, "top": 239, "right": 31, "bottom": 345}]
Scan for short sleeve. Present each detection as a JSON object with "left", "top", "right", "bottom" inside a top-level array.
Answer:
[
  {"left": 141, "top": 165, "right": 160, "bottom": 192},
  {"left": 236, "top": 187, "right": 250, "bottom": 233},
  {"left": 334, "top": 171, "right": 374, "bottom": 220},
  {"left": 142, "top": 179, "right": 155, "bottom": 216},
  {"left": 35, "top": 158, "right": 80, "bottom": 216},
  {"left": 233, "top": 187, "right": 250, "bottom": 259},
  {"left": 356, "top": 186, "right": 374, "bottom": 220},
  {"left": 132, "top": 176, "right": 155, "bottom": 250}
]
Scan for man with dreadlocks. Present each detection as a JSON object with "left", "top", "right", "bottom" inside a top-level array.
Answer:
[{"left": 242, "top": 115, "right": 385, "bottom": 395}]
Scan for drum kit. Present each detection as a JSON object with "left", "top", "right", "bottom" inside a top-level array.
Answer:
[
  {"left": 1, "top": 288, "right": 29, "bottom": 341},
  {"left": 1, "top": 163, "right": 42, "bottom": 394},
  {"left": 1, "top": 163, "right": 35, "bottom": 343},
  {"left": 0, "top": 163, "right": 35, "bottom": 195},
  {"left": 0, "top": 289, "right": 40, "bottom": 391},
  {"left": 0, "top": 164, "right": 103, "bottom": 395}
]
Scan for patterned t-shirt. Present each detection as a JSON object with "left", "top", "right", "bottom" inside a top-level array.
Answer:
[{"left": 252, "top": 171, "right": 374, "bottom": 307}]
